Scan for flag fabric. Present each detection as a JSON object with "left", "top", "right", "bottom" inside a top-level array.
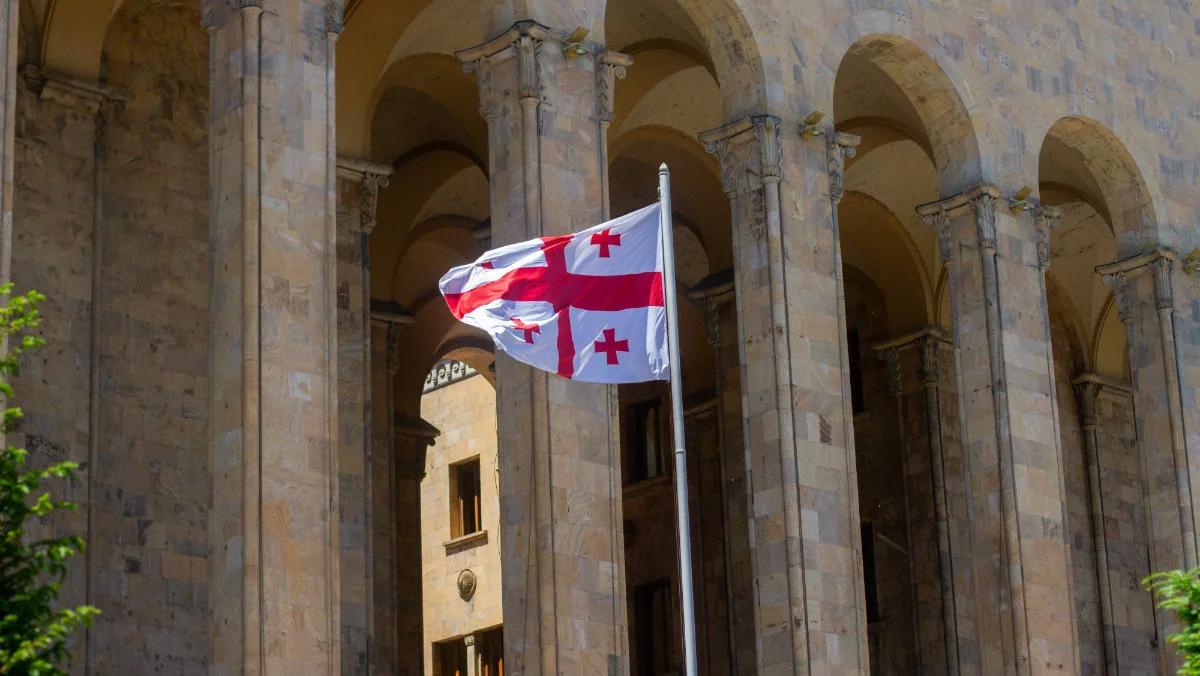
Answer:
[{"left": 439, "top": 202, "right": 669, "bottom": 384}]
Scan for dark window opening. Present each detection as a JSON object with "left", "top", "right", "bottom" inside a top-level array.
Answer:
[
  {"left": 623, "top": 398, "right": 665, "bottom": 485},
  {"left": 450, "top": 458, "right": 481, "bottom": 538},
  {"left": 435, "top": 638, "right": 467, "bottom": 676},
  {"left": 632, "top": 578, "right": 674, "bottom": 675}
]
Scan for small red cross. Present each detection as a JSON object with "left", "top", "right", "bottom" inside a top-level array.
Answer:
[
  {"left": 511, "top": 318, "right": 541, "bottom": 344},
  {"left": 594, "top": 328, "right": 629, "bottom": 365},
  {"left": 589, "top": 229, "right": 622, "bottom": 258}
]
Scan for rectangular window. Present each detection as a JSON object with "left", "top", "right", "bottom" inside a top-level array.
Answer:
[
  {"left": 624, "top": 398, "right": 665, "bottom": 485},
  {"left": 632, "top": 578, "right": 674, "bottom": 675},
  {"left": 450, "top": 458, "right": 482, "bottom": 538},
  {"left": 435, "top": 638, "right": 467, "bottom": 676},
  {"left": 477, "top": 627, "right": 504, "bottom": 676}
]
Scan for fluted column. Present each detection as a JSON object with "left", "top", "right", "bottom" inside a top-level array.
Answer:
[
  {"left": 458, "top": 22, "right": 631, "bottom": 674},
  {"left": 918, "top": 186, "right": 1078, "bottom": 675},
  {"left": 203, "top": 2, "right": 343, "bottom": 671},
  {"left": 700, "top": 115, "right": 869, "bottom": 674}
]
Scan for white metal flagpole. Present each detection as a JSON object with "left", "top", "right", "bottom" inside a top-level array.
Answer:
[{"left": 658, "top": 163, "right": 698, "bottom": 676}]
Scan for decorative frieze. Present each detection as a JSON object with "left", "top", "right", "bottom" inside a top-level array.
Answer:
[{"left": 422, "top": 360, "right": 480, "bottom": 394}]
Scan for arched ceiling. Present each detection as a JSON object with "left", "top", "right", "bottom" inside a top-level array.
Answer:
[{"left": 834, "top": 35, "right": 982, "bottom": 195}]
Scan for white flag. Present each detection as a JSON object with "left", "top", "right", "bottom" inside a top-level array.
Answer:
[{"left": 439, "top": 203, "right": 669, "bottom": 384}]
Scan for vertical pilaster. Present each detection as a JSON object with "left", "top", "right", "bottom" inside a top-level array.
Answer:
[
  {"left": 458, "top": 22, "right": 630, "bottom": 675},
  {"left": 918, "top": 187, "right": 1078, "bottom": 675},
  {"left": 701, "top": 115, "right": 869, "bottom": 674},
  {"left": 335, "top": 157, "right": 392, "bottom": 674},
  {"left": 0, "top": 0, "right": 16, "bottom": 283},
  {"left": 1099, "top": 248, "right": 1200, "bottom": 671},
  {"left": 204, "top": 1, "right": 343, "bottom": 672}
]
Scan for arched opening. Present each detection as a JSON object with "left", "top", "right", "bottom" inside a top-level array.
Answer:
[
  {"left": 834, "top": 33, "right": 975, "bottom": 675},
  {"left": 1039, "top": 116, "right": 1158, "bottom": 673},
  {"left": 338, "top": 4, "right": 496, "bottom": 672},
  {"left": 604, "top": 0, "right": 750, "bottom": 672}
]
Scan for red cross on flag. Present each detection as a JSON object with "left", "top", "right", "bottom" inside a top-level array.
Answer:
[{"left": 438, "top": 202, "right": 668, "bottom": 383}]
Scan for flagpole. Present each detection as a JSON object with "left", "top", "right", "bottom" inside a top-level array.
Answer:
[{"left": 659, "top": 163, "right": 698, "bottom": 676}]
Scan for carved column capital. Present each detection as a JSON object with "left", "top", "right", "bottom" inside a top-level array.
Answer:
[
  {"left": 595, "top": 50, "right": 632, "bottom": 126},
  {"left": 337, "top": 157, "right": 394, "bottom": 234},
  {"left": 699, "top": 114, "right": 783, "bottom": 195},
  {"left": 916, "top": 184, "right": 1004, "bottom": 266},
  {"left": 458, "top": 21, "right": 554, "bottom": 118},
  {"left": 1035, "top": 205, "right": 1064, "bottom": 270},
  {"left": 1073, "top": 378, "right": 1101, "bottom": 430},
  {"left": 871, "top": 327, "right": 950, "bottom": 395},
  {"left": 827, "top": 131, "right": 861, "bottom": 205},
  {"left": 325, "top": 0, "right": 345, "bottom": 35},
  {"left": 1096, "top": 248, "right": 1180, "bottom": 323}
]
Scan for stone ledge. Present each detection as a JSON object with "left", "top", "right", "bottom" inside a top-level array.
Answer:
[{"left": 443, "top": 529, "right": 488, "bottom": 554}]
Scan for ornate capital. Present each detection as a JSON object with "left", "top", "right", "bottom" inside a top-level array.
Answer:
[
  {"left": 458, "top": 21, "right": 553, "bottom": 117},
  {"left": 699, "top": 114, "right": 783, "bottom": 194},
  {"left": 337, "top": 157, "right": 394, "bottom": 234},
  {"left": 827, "top": 132, "right": 861, "bottom": 205},
  {"left": 917, "top": 184, "right": 1003, "bottom": 265},
  {"left": 970, "top": 193, "right": 998, "bottom": 252},
  {"left": 595, "top": 50, "right": 632, "bottom": 126},
  {"left": 1096, "top": 248, "right": 1180, "bottom": 323},
  {"left": 1151, "top": 256, "right": 1174, "bottom": 311},
  {"left": 1035, "top": 205, "right": 1064, "bottom": 270},
  {"left": 871, "top": 327, "right": 949, "bottom": 392},
  {"left": 326, "top": 1, "right": 345, "bottom": 35}
]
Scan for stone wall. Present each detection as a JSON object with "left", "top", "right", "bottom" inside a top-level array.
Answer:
[
  {"left": 419, "top": 372, "right": 503, "bottom": 662},
  {"left": 13, "top": 3, "right": 209, "bottom": 674}
]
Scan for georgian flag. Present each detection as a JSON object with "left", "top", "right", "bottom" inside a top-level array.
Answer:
[{"left": 439, "top": 203, "right": 669, "bottom": 383}]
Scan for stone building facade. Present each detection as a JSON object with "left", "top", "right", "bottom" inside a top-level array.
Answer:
[{"left": 2, "top": 0, "right": 1199, "bottom": 674}]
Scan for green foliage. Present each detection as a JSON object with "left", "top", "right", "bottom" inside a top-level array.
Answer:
[
  {"left": 0, "top": 285, "right": 98, "bottom": 674},
  {"left": 1145, "top": 567, "right": 1200, "bottom": 674}
]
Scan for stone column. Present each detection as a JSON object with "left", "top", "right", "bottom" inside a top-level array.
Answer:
[
  {"left": 335, "top": 157, "right": 392, "bottom": 673},
  {"left": 700, "top": 116, "right": 868, "bottom": 673},
  {"left": 203, "top": 2, "right": 343, "bottom": 672},
  {"left": 918, "top": 187, "right": 1078, "bottom": 674},
  {"left": 457, "top": 22, "right": 631, "bottom": 675},
  {"left": 393, "top": 416, "right": 434, "bottom": 676},
  {"left": 1098, "top": 248, "right": 1200, "bottom": 669}
]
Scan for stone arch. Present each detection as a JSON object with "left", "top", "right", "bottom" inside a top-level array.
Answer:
[
  {"left": 601, "top": 0, "right": 768, "bottom": 119},
  {"left": 826, "top": 19, "right": 984, "bottom": 195},
  {"left": 1038, "top": 115, "right": 1159, "bottom": 256},
  {"left": 1091, "top": 297, "right": 1129, "bottom": 382}
]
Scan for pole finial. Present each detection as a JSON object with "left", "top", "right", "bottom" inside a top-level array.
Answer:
[{"left": 659, "top": 162, "right": 669, "bottom": 174}]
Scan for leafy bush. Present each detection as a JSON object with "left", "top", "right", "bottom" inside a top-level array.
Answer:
[
  {"left": 1145, "top": 568, "right": 1200, "bottom": 675},
  {"left": 0, "top": 286, "right": 98, "bottom": 674}
]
